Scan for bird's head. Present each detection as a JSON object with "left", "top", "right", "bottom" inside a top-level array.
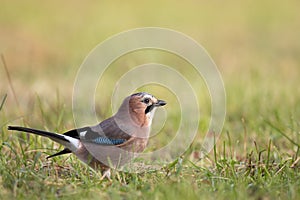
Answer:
[{"left": 116, "top": 92, "right": 166, "bottom": 128}]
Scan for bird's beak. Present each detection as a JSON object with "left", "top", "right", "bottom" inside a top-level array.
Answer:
[{"left": 155, "top": 99, "right": 167, "bottom": 107}]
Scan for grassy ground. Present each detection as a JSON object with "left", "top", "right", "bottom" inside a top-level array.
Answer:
[{"left": 1, "top": 0, "right": 300, "bottom": 199}]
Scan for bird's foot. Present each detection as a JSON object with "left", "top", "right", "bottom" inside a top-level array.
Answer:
[{"left": 100, "top": 169, "right": 111, "bottom": 181}]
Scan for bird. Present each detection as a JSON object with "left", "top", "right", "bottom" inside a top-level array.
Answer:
[{"left": 8, "top": 92, "right": 166, "bottom": 178}]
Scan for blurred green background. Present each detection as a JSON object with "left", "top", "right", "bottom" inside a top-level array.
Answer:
[
  {"left": 1, "top": 0, "right": 299, "bottom": 111},
  {"left": 1, "top": 0, "right": 300, "bottom": 158},
  {"left": 1, "top": 0, "right": 300, "bottom": 198},
  {"left": 1, "top": 0, "right": 300, "bottom": 155}
]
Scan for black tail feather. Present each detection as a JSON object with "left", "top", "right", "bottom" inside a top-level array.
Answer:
[
  {"left": 46, "top": 148, "right": 72, "bottom": 159},
  {"left": 7, "top": 126, "right": 69, "bottom": 143}
]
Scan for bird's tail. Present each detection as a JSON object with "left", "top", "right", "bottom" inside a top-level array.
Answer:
[
  {"left": 8, "top": 126, "right": 68, "bottom": 142},
  {"left": 7, "top": 126, "right": 79, "bottom": 152}
]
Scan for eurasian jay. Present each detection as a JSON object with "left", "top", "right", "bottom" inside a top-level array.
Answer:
[{"left": 8, "top": 92, "right": 166, "bottom": 178}]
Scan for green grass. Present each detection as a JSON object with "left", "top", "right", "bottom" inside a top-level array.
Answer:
[
  {"left": 1, "top": 0, "right": 300, "bottom": 199},
  {"left": 1, "top": 116, "right": 300, "bottom": 199}
]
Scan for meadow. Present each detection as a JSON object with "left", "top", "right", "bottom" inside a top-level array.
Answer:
[{"left": 1, "top": 1, "right": 300, "bottom": 199}]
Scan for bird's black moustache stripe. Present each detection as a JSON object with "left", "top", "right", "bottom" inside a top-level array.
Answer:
[{"left": 145, "top": 105, "right": 154, "bottom": 114}]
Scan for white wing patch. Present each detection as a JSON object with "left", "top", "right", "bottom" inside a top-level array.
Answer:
[{"left": 79, "top": 131, "right": 87, "bottom": 137}]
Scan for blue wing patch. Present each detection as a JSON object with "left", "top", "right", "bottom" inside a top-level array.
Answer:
[{"left": 91, "top": 137, "right": 126, "bottom": 145}]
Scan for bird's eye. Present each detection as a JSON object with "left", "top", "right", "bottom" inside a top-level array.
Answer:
[{"left": 143, "top": 98, "right": 150, "bottom": 104}]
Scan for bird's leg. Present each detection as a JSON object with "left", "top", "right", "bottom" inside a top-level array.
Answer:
[{"left": 100, "top": 168, "right": 111, "bottom": 181}]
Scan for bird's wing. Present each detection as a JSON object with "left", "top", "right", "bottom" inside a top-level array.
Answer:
[
  {"left": 79, "top": 117, "right": 149, "bottom": 167},
  {"left": 78, "top": 117, "right": 131, "bottom": 146}
]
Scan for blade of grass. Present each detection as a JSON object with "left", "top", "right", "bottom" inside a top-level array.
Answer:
[
  {"left": 1, "top": 54, "right": 20, "bottom": 109},
  {"left": 226, "top": 130, "right": 233, "bottom": 159},
  {"left": 265, "top": 119, "right": 300, "bottom": 148},
  {"left": 213, "top": 132, "right": 217, "bottom": 167},
  {"left": 266, "top": 139, "right": 271, "bottom": 168},
  {"left": 0, "top": 93, "right": 7, "bottom": 111}
]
